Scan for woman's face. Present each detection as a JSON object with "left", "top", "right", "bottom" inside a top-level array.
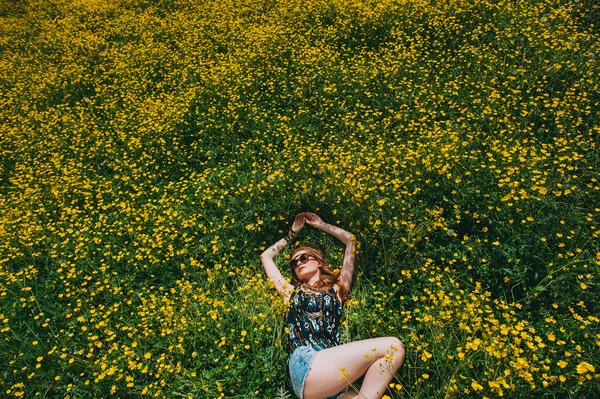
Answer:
[{"left": 291, "top": 250, "right": 321, "bottom": 281}]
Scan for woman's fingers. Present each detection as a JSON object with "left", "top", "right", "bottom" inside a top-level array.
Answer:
[
  {"left": 304, "top": 212, "right": 323, "bottom": 226},
  {"left": 291, "top": 214, "right": 305, "bottom": 232}
]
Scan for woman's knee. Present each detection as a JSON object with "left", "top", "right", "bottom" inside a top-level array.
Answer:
[
  {"left": 380, "top": 336, "right": 403, "bottom": 352},
  {"left": 380, "top": 336, "right": 405, "bottom": 368},
  {"left": 393, "top": 337, "right": 404, "bottom": 353},
  {"left": 390, "top": 337, "right": 405, "bottom": 367}
]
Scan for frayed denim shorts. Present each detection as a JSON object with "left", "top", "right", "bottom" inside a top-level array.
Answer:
[{"left": 288, "top": 344, "right": 348, "bottom": 399}]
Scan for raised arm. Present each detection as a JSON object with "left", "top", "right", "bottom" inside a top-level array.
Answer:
[
  {"left": 303, "top": 212, "right": 356, "bottom": 302},
  {"left": 259, "top": 214, "right": 305, "bottom": 301}
]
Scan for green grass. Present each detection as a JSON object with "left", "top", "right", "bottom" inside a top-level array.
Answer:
[{"left": 0, "top": 0, "right": 599, "bottom": 397}]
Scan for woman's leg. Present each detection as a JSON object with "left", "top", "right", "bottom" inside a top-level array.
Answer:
[
  {"left": 338, "top": 383, "right": 361, "bottom": 398},
  {"left": 303, "top": 337, "right": 405, "bottom": 399}
]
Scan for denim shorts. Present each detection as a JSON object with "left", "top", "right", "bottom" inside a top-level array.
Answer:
[{"left": 288, "top": 345, "right": 348, "bottom": 399}]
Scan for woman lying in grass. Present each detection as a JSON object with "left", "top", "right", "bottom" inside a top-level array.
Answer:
[{"left": 260, "top": 212, "right": 405, "bottom": 399}]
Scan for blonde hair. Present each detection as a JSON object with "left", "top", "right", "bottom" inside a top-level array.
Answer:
[{"left": 289, "top": 245, "right": 339, "bottom": 288}]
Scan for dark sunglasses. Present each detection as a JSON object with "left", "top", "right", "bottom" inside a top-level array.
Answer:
[{"left": 289, "top": 253, "right": 316, "bottom": 270}]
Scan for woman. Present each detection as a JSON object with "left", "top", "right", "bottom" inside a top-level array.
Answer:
[{"left": 260, "top": 212, "right": 405, "bottom": 399}]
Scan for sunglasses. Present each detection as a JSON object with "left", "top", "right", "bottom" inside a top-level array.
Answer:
[{"left": 289, "top": 253, "right": 317, "bottom": 270}]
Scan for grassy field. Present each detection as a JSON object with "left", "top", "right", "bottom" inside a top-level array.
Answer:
[{"left": 1, "top": 0, "right": 599, "bottom": 397}]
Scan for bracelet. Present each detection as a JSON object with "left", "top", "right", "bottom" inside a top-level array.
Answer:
[{"left": 284, "top": 230, "right": 298, "bottom": 243}]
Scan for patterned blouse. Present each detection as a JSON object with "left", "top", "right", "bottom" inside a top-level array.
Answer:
[{"left": 285, "top": 285, "right": 343, "bottom": 356}]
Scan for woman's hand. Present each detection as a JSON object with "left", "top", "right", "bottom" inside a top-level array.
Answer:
[
  {"left": 303, "top": 212, "right": 324, "bottom": 228},
  {"left": 290, "top": 213, "right": 306, "bottom": 234}
]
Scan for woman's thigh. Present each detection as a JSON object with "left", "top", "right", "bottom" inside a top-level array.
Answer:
[{"left": 303, "top": 337, "right": 401, "bottom": 399}]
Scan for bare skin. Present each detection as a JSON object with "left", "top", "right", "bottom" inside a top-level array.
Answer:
[{"left": 260, "top": 213, "right": 405, "bottom": 399}]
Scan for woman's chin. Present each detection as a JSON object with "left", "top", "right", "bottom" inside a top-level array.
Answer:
[{"left": 298, "top": 271, "right": 318, "bottom": 282}]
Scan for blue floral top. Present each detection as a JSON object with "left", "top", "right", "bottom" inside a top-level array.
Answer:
[{"left": 285, "top": 286, "right": 342, "bottom": 356}]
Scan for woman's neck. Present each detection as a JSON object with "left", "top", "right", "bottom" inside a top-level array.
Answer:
[{"left": 305, "top": 274, "right": 322, "bottom": 287}]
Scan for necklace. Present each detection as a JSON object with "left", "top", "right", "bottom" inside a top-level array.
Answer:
[
  {"left": 300, "top": 282, "right": 328, "bottom": 321},
  {"left": 300, "top": 280, "right": 329, "bottom": 292}
]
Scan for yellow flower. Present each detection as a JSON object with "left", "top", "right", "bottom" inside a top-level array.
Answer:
[
  {"left": 338, "top": 367, "right": 349, "bottom": 381},
  {"left": 471, "top": 380, "right": 484, "bottom": 391},
  {"left": 421, "top": 350, "right": 432, "bottom": 361},
  {"left": 576, "top": 362, "right": 595, "bottom": 374}
]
